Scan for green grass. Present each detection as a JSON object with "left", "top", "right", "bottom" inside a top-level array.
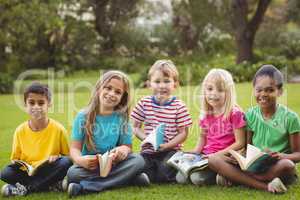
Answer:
[{"left": 1, "top": 81, "right": 300, "bottom": 199}]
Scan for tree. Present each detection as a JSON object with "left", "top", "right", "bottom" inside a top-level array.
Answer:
[
  {"left": 231, "top": 0, "right": 271, "bottom": 63},
  {"left": 172, "top": 0, "right": 272, "bottom": 64},
  {"left": 79, "top": 0, "right": 140, "bottom": 54}
]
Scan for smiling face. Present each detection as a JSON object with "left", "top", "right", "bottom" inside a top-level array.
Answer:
[
  {"left": 25, "top": 93, "right": 50, "bottom": 120},
  {"left": 254, "top": 76, "right": 282, "bottom": 110},
  {"left": 98, "top": 78, "right": 125, "bottom": 112},
  {"left": 149, "top": 70, "right": 177, "bottom": 103},
  {"left": 204, "top": 79, "right": 226, "bottom": 112}
]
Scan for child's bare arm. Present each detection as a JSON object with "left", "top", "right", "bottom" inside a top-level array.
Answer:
[
  {"left": 217, "top": 127, "right": 246, "bottom": 155},
  {"left": 273, "top": 133, "right": 300, "bottom": 162},
  {"left": 191, "top": 130, "right": 206, "bottom": 153},
  {"left": 247, "top": 130, "right": 253, "bottom": 144},
  {"left": 70, "top": 141, "right": 98, "bottom": 170},
  {"left": 132, "top": 120, "right": 146, "bottom": 141},
  {"left": 159, "top": 127, "right": 188, "bottom": 151}
]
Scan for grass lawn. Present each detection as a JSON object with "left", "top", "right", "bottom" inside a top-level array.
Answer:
[{"left": 1, "top": 80, "right": 300, "bottom": 199}]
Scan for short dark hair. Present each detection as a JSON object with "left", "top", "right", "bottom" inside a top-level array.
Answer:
[
  {"left": 24, "top": 82, "right": 51, "bottom": 103},
  {"left": 253, "top": 64, "right": 284, "bottom": 89}
]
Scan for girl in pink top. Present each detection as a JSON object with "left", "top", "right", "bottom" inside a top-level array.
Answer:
[{"left": 176, "top": 69, "right": 246, "bottom": 185}]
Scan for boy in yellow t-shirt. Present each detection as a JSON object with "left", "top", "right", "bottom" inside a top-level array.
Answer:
[{"left": 0, "top": 82, "right": 72, "bottom": 197}]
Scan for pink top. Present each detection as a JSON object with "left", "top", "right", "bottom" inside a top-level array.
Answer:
[{"left": 200, "top": 106, "right": 246, "bottom": 155}]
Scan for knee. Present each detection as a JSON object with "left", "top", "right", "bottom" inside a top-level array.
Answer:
[
  {"left": 128, "top": 153, "right": 145, "bottom": 172},
  {"left": 279, "top": 159, "right": 295, "bottom": 172},
  {"left": 0, "top": 166, "right": 14, "bottom": 183},
  {"left": 57, "top": 156, "right": 73, "bottom": 169},
  {"left": 66, "top": 165, "right": 81, "bottom": 183},
  {"left": 208, "top": 154, "right": 224, "bottom": 170}
]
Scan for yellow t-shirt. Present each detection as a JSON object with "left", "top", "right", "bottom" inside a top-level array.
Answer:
[{"left": 10, "top": 118, "right": 70, "bottom": 168}]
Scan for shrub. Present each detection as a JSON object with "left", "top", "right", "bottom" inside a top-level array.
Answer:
[{"left": 0, "top": 73, "right": 14, "bottom": 94}]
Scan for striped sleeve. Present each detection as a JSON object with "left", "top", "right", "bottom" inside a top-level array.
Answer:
[
  {"left": 131, "top": 99, "right": 146, "bottom": 122},
  {"left": 176, "top": 101, "right": 193, "bottom": 128}
]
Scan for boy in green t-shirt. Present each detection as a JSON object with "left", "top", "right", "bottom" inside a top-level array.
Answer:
[{"left": 208, "top": 65, "right": 300, "bottom": 193}]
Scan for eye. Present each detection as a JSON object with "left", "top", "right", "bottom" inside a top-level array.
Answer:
[
  {"left": 28, "top": 101, "right": 35, "bottom": 106},
  {"left": 206, "top": 87, "right": 213, "bottom": 91},
  {"left": 266, "top": 88, "right": 274, "bottom": 93},
  {"left": 164, "top": 80, "right": 171, "bottom": 83},
  {"left": 104, "top": 86, "right": 112, "bottom": 91},
  {"left": 38, "top": 101, "right": 45, "bottom": 106},
  {"left": 115, "top": 90, "right": 122, "bottom": 95}
]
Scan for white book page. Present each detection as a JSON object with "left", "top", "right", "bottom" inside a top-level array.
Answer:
[{"left": 245, "top": 144, "right": 263, "bottom": 164}]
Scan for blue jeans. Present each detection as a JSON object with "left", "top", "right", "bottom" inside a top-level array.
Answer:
[
  {"left": 0, "top": 156, "right": 72, "bottom": 192},
  {"left": 67, "top": 153, "right": 145, "bottom": 192}
]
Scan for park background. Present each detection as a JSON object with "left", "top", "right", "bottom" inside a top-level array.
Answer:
[{"left": 1, "top": 0, "right": 300, "bottom": 199}]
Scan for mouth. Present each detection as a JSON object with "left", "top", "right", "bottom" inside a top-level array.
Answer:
[
  {"left": 258, "top": 98, "right": 268, "bottom": 104},
  {"left": 104, "top": 96, "right": 115, "bottom": 104}
]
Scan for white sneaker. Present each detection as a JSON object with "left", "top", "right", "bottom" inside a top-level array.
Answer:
[
  {"left": 1, "top": 183, "right": 28, "bottom": 197},
  {"left": 216, "top": 174, "right": 232, "bottom": 187},
  {"left": 268, "top": 177, "right": 287, "bottom": 193},
  {"left": 176, "top": 172, "right": 188, "bottom": 184}
]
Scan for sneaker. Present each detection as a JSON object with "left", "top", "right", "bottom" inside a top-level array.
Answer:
[
  {"left": 190, "top": 172, "right": 206, "bottom": 185},
  {"left": 62, "top": 176, "right": 69, "bottom": 192},
  {"left": 268, "top": 177, "right": 287, "bottom": 193},
  {"left": 176, "top": 172, "right": 188, "bottom": 184},
  {"left": 133, "top": 173, "right": 150, "bottom": 186},
  {"left": 67, "top": 183, "right": 82, "bottom": 198},
  {"left": 1, "top": 183, "right": 28, "bottom": 197},
  {"left": 49, "top": 180, "right": 65, "bottom": 192},
  {"left": 216, "top": 174, "right": 232, "bottom": 187}
]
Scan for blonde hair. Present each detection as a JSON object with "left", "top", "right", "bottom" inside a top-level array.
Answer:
[
  {"left": 84, "top": 70, "right": 131, "bottom": 151},
  {"left": 201, "top": 68, "right": 238, "bottom": 119},
  {"left": 148, "top": 59, "right": 179, "bottom": 83}
]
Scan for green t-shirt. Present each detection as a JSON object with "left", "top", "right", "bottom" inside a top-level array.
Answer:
[{"left": 246, "top": 104, "right": 300, "bottom": 153}]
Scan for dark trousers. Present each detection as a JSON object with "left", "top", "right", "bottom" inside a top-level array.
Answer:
[
  {"left": 0, "top": 156, "right": 72, "bottom": 192},
  {"left": 141, "top": 150, "right": 177, "bottom": 183}
]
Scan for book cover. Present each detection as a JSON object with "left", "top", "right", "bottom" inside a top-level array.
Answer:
[
  {"left": 97, "top": 151, "right": 115, "bottom": 177},
  {"left": 229, "top": 144, "right": 277, "bottom": 173},
  {"left": 141, "top": 123, "right": 165, "bottom": 151},
  {"left": 167, "top": 151, "right": 208, "bottom": 178},
  {"left": 12, "top": 159, "right": 49, "bottom": 176}
]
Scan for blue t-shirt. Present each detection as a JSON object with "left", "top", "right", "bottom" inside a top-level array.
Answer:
[{"left": 72, "top": 111, "right": 132, "bottom": 155}]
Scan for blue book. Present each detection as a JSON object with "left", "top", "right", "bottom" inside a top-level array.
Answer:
[{"left": 141, "top": 124, "right": 165, "bottom": 151}]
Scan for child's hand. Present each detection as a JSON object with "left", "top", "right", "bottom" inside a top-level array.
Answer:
[
  {"left": 79, "top": 155, "right": 98, "bottom": 170},
  {"left": 269, "top": 152, "right": 285, "bottom": 160},
  {"left": 111, "top": 146, "right": 130, "bottom": 163},
  {"left": 48, "top": 155, "right": 60, "bottom": 163}
]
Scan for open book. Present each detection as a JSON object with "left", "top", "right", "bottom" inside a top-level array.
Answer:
[
  {"left": 167, "top": 151, "right": 208, "bottom": 178},
  {"left": 229, "top": 144, "right": 277, "bottom": 173},
  {"left": 12, "top": 159, "right": 49, "bottom": 176},
  {"left": 141, "top": 124, "right": 165, "bottom": 151},
  {"left": 97, "top": 151, "right": 115, "bottom": 177}
]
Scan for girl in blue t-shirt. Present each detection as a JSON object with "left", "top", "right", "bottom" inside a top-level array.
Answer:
[
  {"left": 208, "top": 65, "right": 300, "bottom": 194},
  {"left": 66, "top": 71, "right": 147, "bottom": 197}
]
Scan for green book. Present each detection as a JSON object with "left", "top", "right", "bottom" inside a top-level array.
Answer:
[{"left": 229, "top": 144, "right": 277, "bottom": 173}]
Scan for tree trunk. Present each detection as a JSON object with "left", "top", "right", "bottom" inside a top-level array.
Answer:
[
  {"left": 236, "top": 28, "right": 254, "bottom": 63},
  {"left": 231, "top": 0, "right": 271, "bottom": 64}
]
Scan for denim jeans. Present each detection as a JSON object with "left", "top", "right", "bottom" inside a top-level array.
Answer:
[
  {"left": 0, "top": 156, "right": 72, "bottom": 192},
  {"left": 67, "top": 153, "right": 145, "bottom": 192},
  {"left": 141, "top": 150, "right": 177, "bottom": 183}
]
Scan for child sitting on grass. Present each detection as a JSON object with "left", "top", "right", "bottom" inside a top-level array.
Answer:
[
  {"left": 209, "top": 65, "right": 300, "bottom": 193},
  {"left": 0, "top": 82, "right": 72, "bottom": 197}
]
